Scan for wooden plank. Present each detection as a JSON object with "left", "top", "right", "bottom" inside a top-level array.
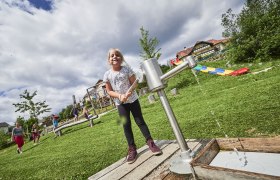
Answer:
[
  {"left": 122, "top": 142, "right": 180, "bottom": 180},
  {"left": 144, "top": 139, "right": 209, "bottom": 180},
  {"left": 54, "top": 115, "right": 98, "bottom": 134},
  {"left": 88, "top": 142, "right": 157, "bottom": 180},
  {"left": 191, "top": 139, "right": 219, "bottom": 165},
  {"left": 163, "top": 172, "right": 193, "bottom": 180},
  {"left": 217, "top": 137, "right": 280, "bottom": 153},
  {"left": 97, "top": 140, "right": 175, "bottom": 180},
  {"left": 193, "top": 165, "right": 280, "bottom": 180},
  {"left": 88, "top": 140, "right": 174, "bottom": 180}
]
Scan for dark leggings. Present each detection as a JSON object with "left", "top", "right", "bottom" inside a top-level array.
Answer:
[{"left": 117, "top": 99, "right": 152, "bottom": 146}]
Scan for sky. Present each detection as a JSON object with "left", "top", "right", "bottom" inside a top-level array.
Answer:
[{"left": 0, "top": 0, "right": 245, "bottom": 125}]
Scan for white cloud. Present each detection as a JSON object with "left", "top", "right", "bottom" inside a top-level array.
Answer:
[{"left": 0, "top": 0, "right": 245, "bottom": 124}]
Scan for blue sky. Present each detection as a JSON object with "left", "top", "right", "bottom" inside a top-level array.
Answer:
[
  {"left": 28, "top": 0, "right": 52, "bottom": 10},
  {"left": 0, "top": 0, "right": 245, "bottom": 125}
]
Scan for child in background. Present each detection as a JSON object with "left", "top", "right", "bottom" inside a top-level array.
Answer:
[
  {"left": 72, "top": 106, "right": 79, "bottom": 122},
  {"left": 103, "top": 48, "right": 162, "bottom": 164},
  {"left": 31, "top": 123, "right": 40, "bottom": 144},
  {"left": 83, "top": 106, "right": 90, "bottom": 120},
  {"left": 52, "top": 114, "right": 59, "bottom": 137},
  {"left": 11, "top": 122, "right": 25, "bottom": 154},
  {"left": 83, "top": 106, "right": 94, "bottom": 126}
]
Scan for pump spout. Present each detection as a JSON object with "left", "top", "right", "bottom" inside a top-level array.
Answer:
[
  {"left": 161, "top": 56, "right": 196, "bottom": 81},
  {"left": 141, "top": 57, "right": 195, "bottom": 175}
]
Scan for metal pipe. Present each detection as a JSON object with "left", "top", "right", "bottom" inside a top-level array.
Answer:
[
  {"left": 161, "top": 61, "right": 190, "bottom": 81},
  {"left": 161, "top": 56, "right": 197, "bottom": 81},
  {"left": 157, "top": 89, "right": 189, "bottom": 152}
]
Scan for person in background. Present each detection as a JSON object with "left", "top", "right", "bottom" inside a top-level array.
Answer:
[
  {"left": 83, "top": 106, "right": 94, "bottom": 126},
  {"left": 72, "top": 106, "right": 79, "bottom": 122},
  {"left": 52, "top": 114, "right": 59, "bottom": 137},
  {"left": 31, "top": 123, "right": 40, "bottom": 144},
  {"left": 103, "top": 48, "right": 162, "bottom": 164},
  {"left": 11, "top": 122, "right": 25, "bottom": 154},
  {"left": 83, "top": 106, "right": 89, "bottom": 120}
]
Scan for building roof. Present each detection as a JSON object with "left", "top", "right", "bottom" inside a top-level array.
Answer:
[
  {"left": 207, "top": 38, "right": 229, "bottom": 45},
  {"left": 95, "top": 79, "right": 103, "bottom": 86},
  {"left": 176, "top": 47, "right": 193, "bottom": 59},
  {"left": 0, "top": 122, "right": 10, "bottom": 127},
  {"left": 175, "top": 38, "right": 229, "bottom": 59}
]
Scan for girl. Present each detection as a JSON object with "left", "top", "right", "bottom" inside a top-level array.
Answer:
[
  {"left": 52, "top": 114, "right": 59, "bottom": 136},
  {"left": 11, "top": 122, "right": 25, "bottom": 154},
  {"left": 83, "top": 106, "right": 90, "bottom": 120},
  {"left": 83, "top": 106, "right": 93, "bottom": 126},
  {"left": 72, "top": 106, "right": 79, "bottom": 122},
  {"left": 31, "top": 123, "right": 40, "bottom": 144},
  {"left": 103, "top": 48, "right": 162, "bottom": 164}
]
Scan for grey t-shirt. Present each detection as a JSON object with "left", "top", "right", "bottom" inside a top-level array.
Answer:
[
  {"left": 12, "top": 127, "right": 23, "bottom": 136},
  {"left": 103, "top": 66, "right": 138, "bottom": 105}
]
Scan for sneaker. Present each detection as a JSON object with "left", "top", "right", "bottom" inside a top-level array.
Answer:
[
  {"left": 147, "top": 139, "right": 162, "bottom": 155},
  {"left": 17, "top": 149, "right": 20, "bottom": 154},
  {"left": 127, "top": 145, "right": 137, "bottom": 164}
]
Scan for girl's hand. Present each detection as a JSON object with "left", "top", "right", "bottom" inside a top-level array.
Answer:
[
  {"left": 125, "top": 91, "right": 132, "bottom": 98},
  {"left": 119, "top": 94, "right": 128, "bottom": 103}
]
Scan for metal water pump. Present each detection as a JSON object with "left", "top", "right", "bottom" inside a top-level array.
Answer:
[{"left": 141, "top": 56, "right": 196, "bottom": 174}]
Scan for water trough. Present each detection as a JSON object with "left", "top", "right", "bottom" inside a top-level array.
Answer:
[{"left": 190, "top": 137, "right": 280, "bottom": 180}]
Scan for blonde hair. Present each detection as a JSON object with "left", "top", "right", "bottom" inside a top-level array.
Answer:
[{"left": 107, "top": 48, "right": 125, "bottom": 65}]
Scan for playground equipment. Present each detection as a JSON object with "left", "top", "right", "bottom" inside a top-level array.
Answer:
[
  {"left": 54, "top": 115, "right": 98, "bottom": 136},
  {"left": 141, "top": 56, "right": 196, "bottom": 175},
  {"left": 54, "top": 94, "right": 99, "bottom": 136},
  {"left": 171, "top": 58, "right": 249, "bottom": 76}
]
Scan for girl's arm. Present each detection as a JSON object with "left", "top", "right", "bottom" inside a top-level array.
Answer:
[
  {"left": 126, "top": 74, "right": 137, "bottom": 97},
  {"left": 105, "top": 82, "right": 127, "bottom": 102},
  {"left": 11, "top": 128, "right": 14, "bottom": 141},
  {"left": 128, "top": 74, "right": 137, "bottom": 87},
  {"left": 105, "top": 82, "right": 121, "bottom": 99}
]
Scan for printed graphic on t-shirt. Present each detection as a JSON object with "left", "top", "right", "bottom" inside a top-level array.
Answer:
[{"left": 103, "top": 66, "right": 138, "bottom": 105}]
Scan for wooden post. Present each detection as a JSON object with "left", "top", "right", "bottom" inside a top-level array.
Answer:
[{"left": 86, "top": 87, "right": 97, "bottom": 116}]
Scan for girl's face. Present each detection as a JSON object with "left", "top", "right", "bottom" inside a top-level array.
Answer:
[{"left": 109, "top": 50, "right": 122, "bottom": 67}]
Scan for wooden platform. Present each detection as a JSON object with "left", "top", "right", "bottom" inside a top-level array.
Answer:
[{"left": 88, "top": 139, "right": 210, "bottom": 180}]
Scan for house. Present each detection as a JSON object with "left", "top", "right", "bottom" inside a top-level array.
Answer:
[
  {"left": 95, "top": 80, "right": 114, "bottom": 107},
  {"left": 0, "top": 122, "right": 10, "bottom": 134},
  {"left": 84, "top": 87, "right": 97, "bottom": 102},
  {"left": 170, "top": 38, "right": 229, "bottom": 66}
]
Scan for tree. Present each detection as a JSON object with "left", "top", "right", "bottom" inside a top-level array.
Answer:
[
  {"left": 13, "top": 90, "right": 51, "bottom": 123},
  {"left": 15, "top": 116, "right": 25, "bottom": 126},
  {"left": 160, "top": 64, "right": 170, "bottom": 74},
  {"left": 139, "top": 26, "right": 161, "bottom": 60},
  {"left": 221, "top": 0, "right": 280, "bottom": 62}
]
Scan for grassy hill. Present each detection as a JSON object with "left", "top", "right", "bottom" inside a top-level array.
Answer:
[{"left": 0, "top": 59, "right": 279, "bottom": 179}]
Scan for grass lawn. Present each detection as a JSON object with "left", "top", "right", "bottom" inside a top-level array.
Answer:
[{"left": 0, "top": 59, "right": 279, "bottom": 179}]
